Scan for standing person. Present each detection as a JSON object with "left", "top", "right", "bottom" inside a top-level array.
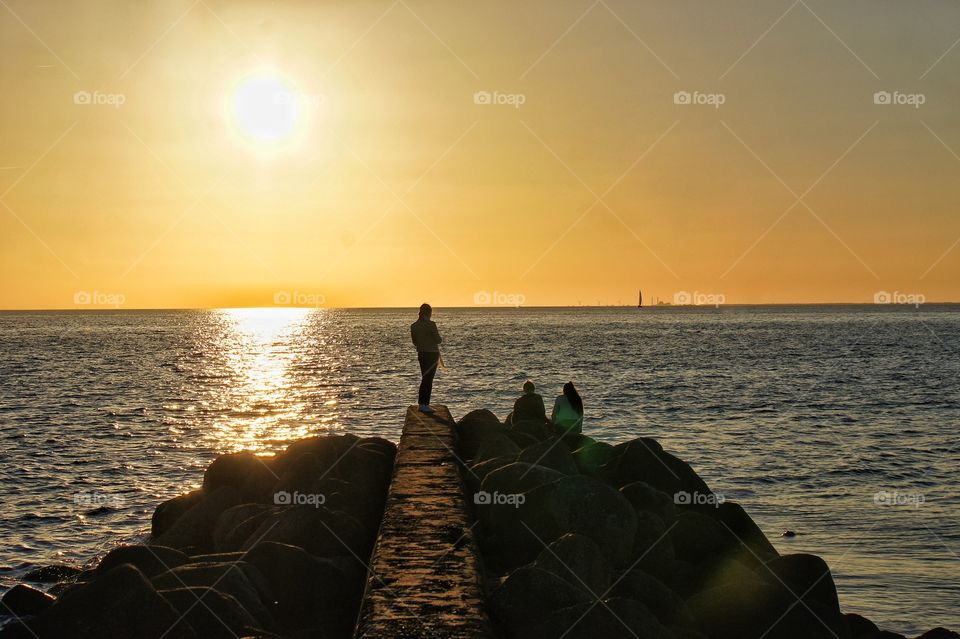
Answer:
[
  {"left": 410, "top": 303, "right": 442, "bottom": 413},
  {"left": 551, "top": 381, "right": 584, "bottom": 434}
]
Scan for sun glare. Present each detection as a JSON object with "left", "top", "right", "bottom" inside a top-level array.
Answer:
[{"left": 227, "top": 71, "right": 305, "bottom": 150}]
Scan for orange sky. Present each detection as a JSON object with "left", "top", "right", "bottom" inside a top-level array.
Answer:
[{"left": 1, "top": 0, "right": 958, "bottom": 309}]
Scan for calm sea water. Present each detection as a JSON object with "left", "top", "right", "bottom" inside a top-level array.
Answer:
[{"left": 0, "top": 306, "right": 957, "bottom": 635}]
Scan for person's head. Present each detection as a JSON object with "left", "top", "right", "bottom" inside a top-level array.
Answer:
[
  {"left": 418, "top": 303, "right": 432, "bottom": 320},
  {"left": 563, "top": 381, "right": 583, "bottom": 415},
  {"left": 522, "top": 380, "right": 535, "bottom": 395}
]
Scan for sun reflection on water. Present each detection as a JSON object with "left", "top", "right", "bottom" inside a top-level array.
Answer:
[{"left": 192, "top": 307, "right": 338, "bottom": 453}]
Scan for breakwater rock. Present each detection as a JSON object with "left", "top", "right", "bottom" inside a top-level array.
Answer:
[
  {"left": 1, "top": 434, "right": 395, "bottom": 639},
  {"left": 456, "top": 409, "right": 956, "bottom": 639}
]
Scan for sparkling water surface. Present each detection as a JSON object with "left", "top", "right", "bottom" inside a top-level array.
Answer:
[{"left": 0, "top": 306, "right": 957, "bottom": 635}]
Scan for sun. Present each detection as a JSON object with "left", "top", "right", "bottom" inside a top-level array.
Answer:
[{"left": 227, "top": 70, "right": 305, "bottom": 150}]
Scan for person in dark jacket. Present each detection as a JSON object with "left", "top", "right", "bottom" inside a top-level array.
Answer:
[
  {"left": 512, "top": 380, "right": 547, "bottom": 423},
  {"left": 410, "top": 303, "right": 442, "bottom": 413}
]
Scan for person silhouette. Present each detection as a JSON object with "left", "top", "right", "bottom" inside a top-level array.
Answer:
[
  {"left": 512, "top": 380, "right": 547, "bottom": 423},
  {"left": 551, "top": 381, "right": 583, "bottom": 434},
  {"left": 410, "top": 303, "right": 442, "bottom": 413}
]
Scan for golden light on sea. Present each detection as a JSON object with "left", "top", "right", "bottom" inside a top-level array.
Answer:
[{"left": 208, "top": 307, "right": 319, "bottom": 451}]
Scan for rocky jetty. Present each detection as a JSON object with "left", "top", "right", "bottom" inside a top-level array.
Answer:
[
  {"left": 0, "top": 434, "right": 395, "bottom": 639},
  {"left": 456, "top": 408, "right": 957, "bottom": 639},
  {"left": 1, "top": 408, "right": 955, "bottom": 639}
]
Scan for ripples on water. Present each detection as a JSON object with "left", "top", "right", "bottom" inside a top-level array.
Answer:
[{"left": 0, "top": 306, "right": 957, "bottom": 634}]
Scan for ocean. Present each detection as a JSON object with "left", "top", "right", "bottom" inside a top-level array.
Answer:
[{"left": 0, "top": 306, "right": 957, "bottom": 635}]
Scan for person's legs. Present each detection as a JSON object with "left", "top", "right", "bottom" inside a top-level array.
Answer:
[{"left": 417, "top": 351, "right": 440, "bottom": 405}]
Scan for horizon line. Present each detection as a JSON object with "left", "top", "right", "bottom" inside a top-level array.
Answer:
[{"left": 2, "top": 301, "right": 959, "bottom": 313}]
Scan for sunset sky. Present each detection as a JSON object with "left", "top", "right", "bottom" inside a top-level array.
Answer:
[{"left": 1, "top": 0, "right": 959, "bottom": 309}]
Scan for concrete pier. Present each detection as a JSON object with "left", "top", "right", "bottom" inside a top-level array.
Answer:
[{"left": 353, "top": 405, "right": 493, "bottom": 639}]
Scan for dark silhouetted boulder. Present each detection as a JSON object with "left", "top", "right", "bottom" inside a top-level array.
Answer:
[
  {"left": 456, "top": 409, "right": 503, "bottom": 459},
  {"left": 533, "top": 533, "right": 613, "bottom": 595},
  {"left": 611, "top": 567, "right": 692, "bottom": 628},
  {"left": 620, "top": 481, "right": 677, "bottom": 521},
  {"left": 151, "top": 561, "right": 272, "bottom": 629},
  {"left": 914, "top": 630, "right": 960, "bottom": 639},
  {"left": 572, "top": 440, "right": 618, "bottom": 477},
  {"left": 481, "top": 462, "right": 564, "bottom": 499},
  {"left": 465, "top": 455, "right": 516, "bottom": 495},
  {"left": 845, "top": 613, "right": 879, "bottom": 638},
  {"left": 95, "top": 544, "right": 189, "bottom": 578},
  {"left": 518, "top": 438, "right": 578, "bottom": 475},
  {"left": 514, "top": 597, "right": 671, "bottom": 639},
  {"left": 329, "top": 439, "right": 393, "bottom": 488},
  {"left": 631, "top": 510, "right": 676, "bottom": 576},
  {"left": 241, "top": 505, "right": 369, "bottom": 559},
  {"left": 693, "top": 556, "right": 763, "bottom": 595},
  {"left": 716, "top": 501, "right": 780, "bottom": 561},
  {"left": 489, "top": 566, "right": 592, "bottom": 630},
  {"left": 715, "top": 501, "right": 779, "bottom": 566},
  {"left": 459, "top": 408, "right": 502, "bottom": 427},
  {"left": 668, "top": 509, "right": 732, "bottom": 567},
  {"left": 561, "top": 433, "right": 591, "bottom": 451},
  {"left": 686, "top": 571, "right": 776, "bottom": 639},
  {"left": 648, "top": 558, "right": 697, "bottom": 598},
  {"left": 488, "top": 475, "right": 637, "bottom": 568},
  {"left": 313, "top": 476, "right": 384, "bottom": 530},
  {"left": 475, "top": 434, "right": 522, "bottom": 464},
  {"left": 687, "top": 560, "right": 846, "bottom": 639},
  {"left": 23, "top": 564, "right": 196, "bottom": 639},
  {"left": 601, "top": 439, "right": 711, "bottom": 499},
  {"left": 668, "top": 504, "right": 779, "bottom": 578},
  {"left": 153, "top": 485, "right": 242, "bottom": 552},
  {"left": 766, "top": 553, "right": 839, "bottom": 613},
  {"left": 21, "top": 564, "right": 83, "bottom": 584},
  {"left": 160, "top": 587, "right": 262, "bottom": 639},
  {"left": 203, "top": 451, "right": 279, "bottom": 503},
  {"left": 274, "top": 434, "right": 362, "bottom": 480},
  {"left": 152, "top": 489, "right": 205, "bottom": 538},
  {"left": 503, "top": 429, "right": 542, "bottom": 450},
  {"left": 272, "top": 452, "right": 327, "bottom": 498},
  {"left": 1, "top": 584, "right": 54, "bottom": 616},
  {"left": 672, "top": 630, "right": 711, "bottom": 639},
  {"left": 656, "top": 449, "right": 712, "bottom": 497},
  {"left": 510, "top": 418, "right": 559, "bottom": 443},
  {"left": 212, "top": 504, "right": 273, "bottom": 552},
  {"left": 244, "top": 541, "right": 360, "bottom": 629},
  {"left": 356, "top": 435, "right": 397, "bottom": 459}
]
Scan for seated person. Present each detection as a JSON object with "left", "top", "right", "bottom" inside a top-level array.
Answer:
[
  {"left": 512, "top": 380, "right": 547, "bottom": 424},
  {"left": 551, "top": 381, "right": 584, "bottom": 434}
]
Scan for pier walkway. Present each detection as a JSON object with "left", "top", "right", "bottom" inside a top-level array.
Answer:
[{"left": 353, "top": 405, "right": 493, "bottom": 638}]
